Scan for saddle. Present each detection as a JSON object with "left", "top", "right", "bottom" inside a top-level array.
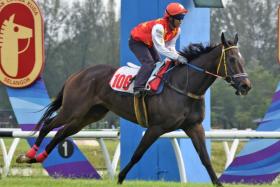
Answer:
[
  {"left": 109, "top": 59, "right": 172, "bottom": 94},
  {"left": 110, "top": 59, "right": 173, "bottom": 127}
]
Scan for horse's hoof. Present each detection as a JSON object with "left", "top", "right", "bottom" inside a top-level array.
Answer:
[
  {"left": 117, "top": 177, "right": 122, "bottom": 185},
  {"left": 117, "top": 180, "right": 123, "bottom": 185},
  {"left": 215, "top": 182, "right": 224, "bottom": 187},
  {"left": 16, "top": 154, "right": 37, "bottom": 164},
  {"left": 16, "top": 154, "right": 28, "bottom": 163},
  {"left": 117, "top": 175, "right": 124, "bottom": 185}
]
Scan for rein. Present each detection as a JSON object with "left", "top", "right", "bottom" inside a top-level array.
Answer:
[
  {"left": 162, "top": 78, "right": 204, "bottom": 99},
  {"left": 185, "top": 45, "right": 244, "bottom": 79},
  {"left": 164, "top": 45, "right": 247, "bottom": 99}
]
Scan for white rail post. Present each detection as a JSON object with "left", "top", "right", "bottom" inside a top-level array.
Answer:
[
  {"left": 0, "top": 138, "right": 8, "bottom": 176},
  {"left": 0, "top": 138, "right": 20, "bottom": 177},
  {"left": 170, "top": 138, "right": 187, "bottom": 183},
  {"left": 223, "top": 139, "right": 240, "bottom": 169},
  {"left": 97, "top": 138, "right": 114, "bottom": 179},
  {"left": 111, "top": 142, "right": 120, "bottom": 176}
]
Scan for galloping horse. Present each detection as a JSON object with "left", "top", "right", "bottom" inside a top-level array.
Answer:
[{"left": 17, "top": 33, "right": 251, "bottom": 187}]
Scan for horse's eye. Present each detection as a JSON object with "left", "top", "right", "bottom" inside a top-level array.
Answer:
[{"left": 14, "top": 26, "right": 19, "bottom": 32}]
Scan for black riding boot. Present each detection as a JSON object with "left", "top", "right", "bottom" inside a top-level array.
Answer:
[{"left": 134, "top": 63, "right": 154, "bottom": 96}]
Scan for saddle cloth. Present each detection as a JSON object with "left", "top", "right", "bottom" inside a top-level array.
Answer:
[{"left": 110, "top": 59, "right": 172, "bottom": 94}]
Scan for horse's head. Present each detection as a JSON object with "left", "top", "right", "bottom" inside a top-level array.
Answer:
[
  {"left": 1, "top": 14, "right": 32, "bottom": 39},
  {"left": 218, "top": 32, "right": 251, "bottom": 95}
]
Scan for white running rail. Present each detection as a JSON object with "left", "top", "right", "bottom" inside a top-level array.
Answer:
[
  {"left": 2, "top": 128, "right": 280, "bottom": 182},
  {"left": 0, "top": 129, "right": 120, "bottom": 179}
]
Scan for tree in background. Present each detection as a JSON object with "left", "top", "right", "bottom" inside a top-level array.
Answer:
[
  {"left": 211, "top": 0, "right": 280, "bottom": 129},
  {"left": 37, "top": 0, "right": 70, "bottom": 94}
]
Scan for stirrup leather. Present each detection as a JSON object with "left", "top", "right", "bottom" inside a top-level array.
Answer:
[{"left": 133, "top": 95, "right": 149, "bottom": 127}]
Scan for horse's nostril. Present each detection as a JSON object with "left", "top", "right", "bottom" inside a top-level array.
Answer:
[
  {"left": 241, "top": 84, "right": 247, "bottom": 89},
  {"left": 240, "top": 83, "right": 251, "bottom": 91}
]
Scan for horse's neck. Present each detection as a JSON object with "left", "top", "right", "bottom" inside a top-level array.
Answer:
[
  {"left": 197, "top": 44, "right": 223, "bottom": 73},
  {"left": 170, "top": 45, "right": 222, "bottom": 95},
  {"left": 192, "top": 45, "right": 222, "bottom": 93}
]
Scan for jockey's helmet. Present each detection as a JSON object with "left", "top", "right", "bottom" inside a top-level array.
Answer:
[{"left": 165, "top": 2, "right": 188, "bottom": 20}]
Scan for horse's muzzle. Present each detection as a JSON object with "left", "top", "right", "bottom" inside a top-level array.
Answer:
[{"left": 235, "top": 78, "right": 251, "bottom": 96}]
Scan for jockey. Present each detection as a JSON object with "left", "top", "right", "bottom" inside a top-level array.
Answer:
[{"left": 129, "top": 2, "right": 189, "bottom": 97}]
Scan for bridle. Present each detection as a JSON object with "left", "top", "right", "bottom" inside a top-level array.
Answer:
[
  {"left": 163, "top": 45, "right": 248, "bottom": 99},
  {"left": 216, "top": 45, "right": 248, "bottom": 82},
  {"left": 178, "top": 45, "right": 248, "bottom": 80}
]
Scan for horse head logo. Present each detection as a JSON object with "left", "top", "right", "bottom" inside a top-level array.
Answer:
[{"left": 0, "top": 14, "right": 33, "bottom": 77}]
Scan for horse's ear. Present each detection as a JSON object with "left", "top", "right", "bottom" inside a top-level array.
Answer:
[
  {"left": 9, "top": 14, "right": 15, "bottom": 22},
  {"left": 234, "top": 33, "right": 238, "bottom": 45},
  {"left": 221, "top": 32, "right": 228, "bottom": 46}
]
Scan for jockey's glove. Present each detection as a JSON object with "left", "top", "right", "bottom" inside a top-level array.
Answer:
[{"left": 177, "top": 55, "right": 188, "bottom": 64}]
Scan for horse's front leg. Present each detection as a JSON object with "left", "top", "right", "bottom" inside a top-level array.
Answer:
[
  {"left": 118, "top": 125, "right": 166, "bottom": 184},
  {"left": 183, "top": 124, "right": 223, "bottom": 187}
]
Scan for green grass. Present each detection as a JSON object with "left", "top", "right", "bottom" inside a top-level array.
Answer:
[
  {"left": 0, "top": 177, "right": 280, "bottom": 187},
  {"left": 77, "top": 139, "right": 119, "bottom": 170}
]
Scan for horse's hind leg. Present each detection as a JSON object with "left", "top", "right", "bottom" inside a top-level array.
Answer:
[
  {"left": 24, "top": 116, "right": 59, "bottom": 159},
  {"left": 35, "top": 105, "right": 108, "bottom": 163},
  {"left": 183, "top": 124, "right": 223, "bottom": 187},
  {"left": 17, "top": 113, "right": 69, "bottom": 163},
  {"left": 118, "top": 125, "right": 166, "bottom": 184}
]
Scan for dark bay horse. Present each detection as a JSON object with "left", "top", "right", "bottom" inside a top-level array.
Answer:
[{"left": 17, "top": 33, "right": 251, "bottom": 187}]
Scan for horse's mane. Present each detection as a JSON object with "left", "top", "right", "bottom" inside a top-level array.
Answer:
[{"left": 179, "top": 43, "right": 217, "bottom": 61}]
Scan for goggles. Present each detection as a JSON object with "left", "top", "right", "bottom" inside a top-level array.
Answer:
[{"left": 172, "top": 14, "right": 185, "bottom": 20}]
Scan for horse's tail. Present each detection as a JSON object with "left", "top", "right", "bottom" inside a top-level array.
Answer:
[{"left": 33, "top": 85, "right": 65, "bottom": 132}]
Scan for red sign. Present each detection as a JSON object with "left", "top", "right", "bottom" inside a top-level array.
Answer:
[{"left": 0, "top": 0, "right": 44, "bottom": 87}]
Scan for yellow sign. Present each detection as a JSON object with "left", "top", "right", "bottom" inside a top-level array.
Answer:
[{"left": 0, "top": 0, "right": 44, "bottom": 88}]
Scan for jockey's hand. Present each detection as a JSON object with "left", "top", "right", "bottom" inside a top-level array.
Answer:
[{"left": 177, "top": 55, "right": 188, "bottom": 64}]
